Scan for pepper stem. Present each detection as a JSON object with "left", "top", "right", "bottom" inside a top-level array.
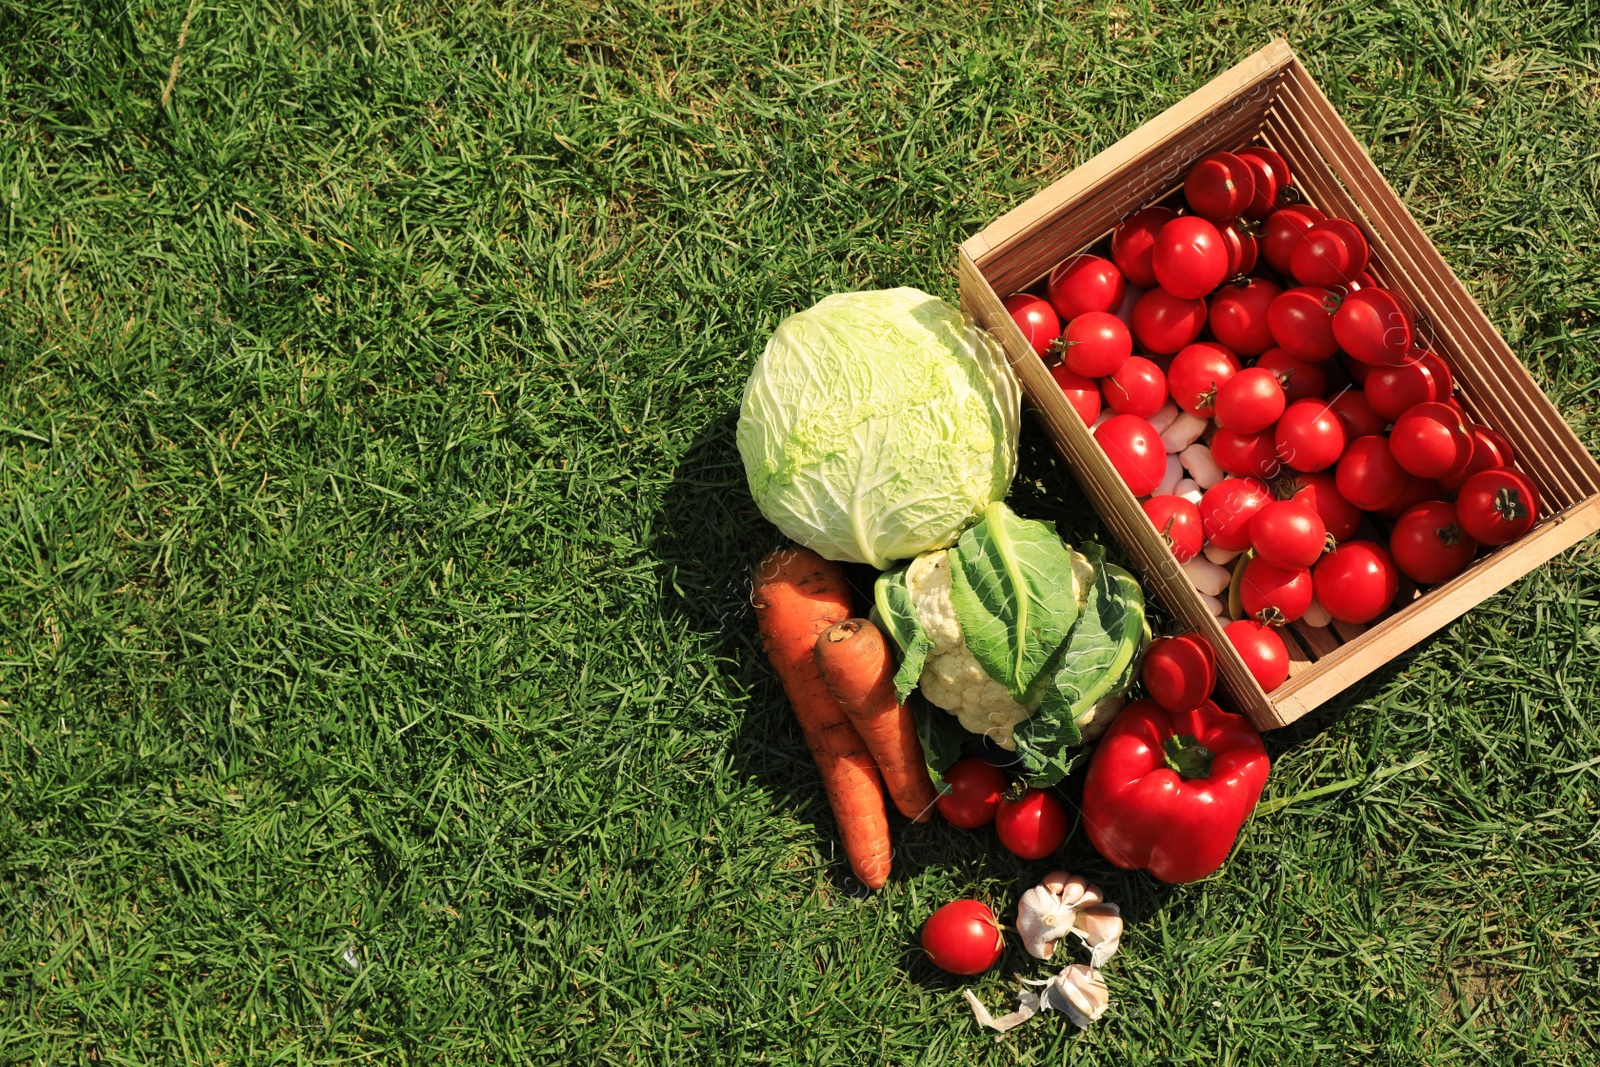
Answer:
[{"left": 1164, "top": 733, "right": 1215, "bottom": 780}]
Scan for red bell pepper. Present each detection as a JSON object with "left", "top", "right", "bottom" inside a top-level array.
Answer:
[{"left": 1081, "top": 698, "right": 1270, "bottom": 883}]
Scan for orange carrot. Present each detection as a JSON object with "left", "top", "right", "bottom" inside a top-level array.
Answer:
[
  {"left": 815, "top": 618, "right": 940, "bottom": 823},
  {"left": 752, "top": 546, "right": 891, "bottom": 889}
]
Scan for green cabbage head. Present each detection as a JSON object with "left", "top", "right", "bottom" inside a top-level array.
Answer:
[{"left": 737, "top": 288, "right": 1021, "bottom": 569}]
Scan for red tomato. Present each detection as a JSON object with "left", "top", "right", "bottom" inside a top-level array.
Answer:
[
  {"left": 1048, "top": 254, "right": 1126, "bottom": 321},
  {"left": 1250, "top": 500, "right": 1328, "bottom": 569},
  {"left": 1153, "top": 217, "right": 1229, "bottom": 299},
  {"left": 1103, "top": 356, "right": 1168, "bottom": 417},
  {"left": 1376, "top": 472, "right": 1444, "bottom": 520},
  {"left": 1240, "top": 557, "right": 1314, "bottom": 625},
  {"left": 1143, "top": 494, "right": 1205, "bottom": 562},
  {"left": 1218, "top": 221, "right": 1259, "bottom": 277},
  {"left": 1095, "top": 414, "right": 1167, "bottom": 496},
  {"left": 1199, "top": 477, "right": 1273, "bottom": 551},
  {"left": 1335, "top": 435, "right": 1407, "bottom": 511},
  {"left": 1185, "top": 151, "right": 1258, "bottom": 220},
  {"left": 1283, "top": 470, "right": 1362, "bottom": 542},
  {"left": 1141, "top": 634, "right": 1217, "bottom": 712},
  {"left": 1267, "top": 286, "right": 1341, "bottom": 362},
  {"left": 1211, "top": 427, "right": 1282, "bottom": 480},
  {"left": 1112, "top": 207, "right": 1179, "bottom": 289},
  {"left": 1253, "top": 347, "right": 1327, "bottom": 404},
  {"left": 1061, "top": 311, "right": 1132, "bottom": 378},
  {"left": 1456, "top": 467, "right": 1540, "bottom": 545},
  {"left": 1002, "top": 293, "right": 1060, "bottom": 357},
  {"left": 1312, "top": 540, "right": 1399, "bottom": 624},
  {"left": 1274, "top": 398, "right": 1347, "bottom": 473},
  {"left": 1438, "top": 424, "right": 1515, "bottom": 493},
  {"left": 1340, "top": 352, "right": 1373, "bottom": 386},
  {"left": 1365, "top": 356, "right": 1444, "bottom": 421},
  {"left": 936, "top": 758, "right": 1007, "bottom": 829},
  {"left": 1236, "top": 146, "right": 1290, "bottom": 219},
  {"left": 1167, "top": 342, "right": 1241, "bottom": 417},
  {"left": 921, "top": 900, "right": 1005, "bottom": 975},
  {"left": 1325, "top": 391, "right": 1386, "bottom": 443},
  {"left": 1214, "top": 366, "right": 1287, "bottom": 434},
  {"left": 1050, "top": 362, "right": 1101, "bottom": 426},
  {"left": 1130, "top": 288, "right": 1207, "bottom": 354},
  {"left": 1209, "top": 278, "right": 1281, "bottom": 357},
  {"left": 1333, "top": 288, "right": 1414, "bottom": 365},
  {"left": 1261, "top": 205, "right": 1326, "bottom": 275},
  {"left": 1418, "top": 351, "right": 1454, "bottom": 400},
  {"left": 1290, "top": 218, "right": 1370, "bottom": 288},
  {"left": 995, "top": 789, "right": 1069, "bottom": 860},
  {"left": 1390, "top": 500, "right": 1479, "bottom": 584},
  {"left": 1223, "top": 619, "right": 1289, "bottom": 691},
  {"left": 1389, "top": 401, "right": 1474, "bottom": 479}
]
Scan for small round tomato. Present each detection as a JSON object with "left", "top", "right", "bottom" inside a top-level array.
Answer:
[
  {"left": 921, "top": 900, "right": 1005, "bottom": 975},
  {"left": 1261, "top": 205, "right": 1326, "bottom": 276},
  {"left": 1050, "top": 362, "right": 1101, "bottom": 426},
  {"left": 1141, "top": 634, "right": 1217, "bottom": 712},
  {"left": 1282, "top": 470, "right": 1362, "bottom": 542},
  {"left": 1327, "top": 389, "right": 1388, "bottom": 441},
  {"left": 936, "top": 758, "right": 1008, "bottom": 829},
  {"left": 1290, "top": 218, "right": 1370, "bottom": 288},
  {"left": 1365, "top": 356, "right": 1445, "bottom": 421},
  {"left": 1153, "top": 217, "right": 1229, "bottom": 300},
  {"left": 1253, "top": 347, "right": 1327, "bottom": 404},
  {"left": 1389, "top": 401, "right": 1474, "bottom": 479},
  {"left": 1095, "top": 414, "right": 1167, "bottom": 496},
  {"left": 1218, "top": 220, "right": 1259, "bottom": 277},
  {"left": 1390, "top": 500, "right": 1478, "bottom": 584},
  {"left": 1061, "top": 311, "right": 1132, "bottom": 378},
  {"left": 1267, "top": 286, "right": 1342, "bottom": 362},
  {"left": 1223, "top": 619, "right": 1289, "bottom": 691},
  {"left": 1130, "top": 288, "right": 1207, "bottom": 354},
  {"left": 1209, "top": 278, "right": 1281, "bottom": 357},
  {"left": 1274, "top": 398, "right": 1347, "bottom": 473},
  {"left": 1185, "top": 151, "right": 1257, "bottom": 220},
  {"left": 1376, "top": 472, "right": 1444, "bottom": 521},
  {"left": 1112, "top": 207, "right": 1179, "bottom": 289},
  {"left": 1214, "top": 366, "right": 1286, "bottom": 434},
  {"left": 1250, "top": 500, "right": 1328, "bottom": 569},
  {"left": 1002, "top": 293, "right": 1060, "bottom": 357},
  {"left": 1211, "top": 427, "right": 1282, "bottom": 480},
  {"left": 1313, "top": 540, "right": 1399, "bottom": 624},
  {"left": 1237, "top": 146, "right": 1291, "bottom": 219},
  {"left": 1334, "top": 288, "right": 1414, "bottom": 365},
  {"left": 1340, "top": 352, "right": 1373, "bottom": 386},
  {"left": 1456, "top": 467, "right": 1540, "bottom": 546},
  {"left": 1048, "top": 254, "right": 1126, "bottom": 322},
  {"left": 1167, "top": 342, "right": 1240, "bottom": 417},
  {"left": 1418, "top": 351, "right": 1454, "bottom": 399},
  {"left": 1335, "top": 435, "right": 1407, "bottom": 511},
  {"left": 1240, "top": 556, "right": 1313, "bottom": 625},
  {"left": 1103, "top": 355, "right": 1168, "bottom": 418},
  {"left": 1143, "top": 494, "right": 1205, "bottom": 562},
  {"left": 1438, "top": 423, "right": 1515, "bottom": 493},
  {"left": 995, "top": 789, "right": 1069, "bottom": 860},
  {"left": 1199, "top": 477, "right": 1273, "bottom": 551}
]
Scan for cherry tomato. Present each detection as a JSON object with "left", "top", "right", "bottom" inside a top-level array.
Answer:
[
  {"left": 921, "top": 900, "right": 1005, "bottom": 975},
  {"left": 1418, "top": 351, "right": 1454, "bottom": 400},
  {"left": 995, "top": 789, "right": 1069, "bottom": 860},
  {"left": 1236, "top": 146, "right": 1290, "bottom": 219},
  {"left": 1290, "top": 218, "right": 1370, "bottom": 288},
  {"left": 1002, "top": 293, "right": 1060, "bottom": 357},
  {"left": 1209, "top": 278, "right": 1281, "bottom": 357},
  {"left": 1223, "top": 619, "right": 1290, "bottom": 691},
  {"left": 1334, "top": 288, "right": 1414, "bottom": 365},
  {"left": 936, "top": 758, "right": 1008, "bottom": 829},
  {"left": 1376, "top": 472, "right": 1444, "bottom": 520},
  {"left": 1240, "top": 556, "right": 1314, "bottom": 625},
  {"left": 1143, "top": 494, "right": 1205, "bottom": 562},
  {"left": 1365, "top": 355, "right": 1444, "bottom": 421},
  {"left": 1095, "top": 414, "right": 1167, "bottom": 496},
  {"left": 1282, "top": 470, "right": 1362, "bottom": 542},
  {"left": 1456, "top": 467, "right": 1540, "bottom": 546},
  {"left": 1141, "top": 634, "right": 1217, "bottom": 712},
  {"left": 1211, "top": 427, "right": 1282, "bottom": 480},
  {"left": 1050, "top": 362, "right": 1101, "bottom": 426},
  {"left": 1274, "top": 398, "right": 1347, "bottom": 473},
  {"left": 1199, "top": 477, "right": 1273, "bottom": 551},
  {"left": 1253, "top": 347, "right": 1327, "bottom": 404},
  {"left": 1261, "top": 205, "right": 1326, "bottom": 276},
  {"left": 1267, "top": 286, "right": 1341, "bottom": 362},
  {"left": 1312, "top": 540, "right": 1399, "bottom": 624},
  {"left": 1438, "top": 424, "right": 1515, "bottom": 493},
  {"left": 1328, "top": 389, "right": 1387, "bottom": 441},
  {"left": 1167, "top": 342, "right": 1240, "bottom": 417},
  {"left": 1060, "top": 311, "right": 1132, "bottom": 378},
  {"left": 1112, "top": 207, "right": 1179, "bottom": 289},
  {"left": 1334, "top": 435, "right": 1406, "bottom": 511},
  {"left": 1103, "top": 355, "right": 1168, "bottom": 418},
  {"left": 1389, "top": 401, "right": 1474, "bottom": 479},
  {"left": 1340, "top": 352, "right": 1373, "bottom": 386},
  {"left": 1130, "top": 288, "right": 1207, "bottom": 354},
  {"left": 1218, "top": 221, "right": 1259, "bottom": 277},
  {"left": 1047, "top": 254, "right": 1126, "bottom": 322},
  {"left": 1214, "top": 366, "right": 1286, "bottom": 434},
  {"left": 1184, "top": 151, "right": 1257, "bottom": 221},
  {"left": 1250, "top": 500, "right": 1328, "bottom": 569},
  {"left": 1153, "top": 217, "right": 1229, "bottom": 300},
  {"left": 1390, "top": 500, "right": 1478, "bottom": 584}
]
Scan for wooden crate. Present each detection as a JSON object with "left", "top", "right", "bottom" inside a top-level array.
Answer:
[{"left": 957, "top": 39, "right": 1600, "bottom": 730}]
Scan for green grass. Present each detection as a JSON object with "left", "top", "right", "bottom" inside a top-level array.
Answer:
[{"left": 3, "top": 1, "right": 1600, "bottom": 1063}]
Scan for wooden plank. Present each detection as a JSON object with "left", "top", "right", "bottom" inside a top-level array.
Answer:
[{"left": 1290, "top": 621, "right": 1341, "bottom": 659}]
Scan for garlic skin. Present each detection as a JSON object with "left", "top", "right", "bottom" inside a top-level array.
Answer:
[
  {"left": 1072, "top": 903, "right": 1124, "bottom": 968},
  {"left": 1048, "top": 964, "right": 1110, "bottom": 1028},
  {"left": 1015, "top": 885, "right": 1075, "bottom": 960}
]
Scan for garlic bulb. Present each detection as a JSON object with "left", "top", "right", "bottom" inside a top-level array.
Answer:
[{"left": 1015, "top": 885, "right": 1075, "bottom": 960}]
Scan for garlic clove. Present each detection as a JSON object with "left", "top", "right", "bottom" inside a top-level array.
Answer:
[
  {"left": 1040, "top": 870, "right": 1073, "bottom": 897},
  {"left": 1072, "top": 903, "right": 1124, "bottom": 968},
  {"left": 1047, "top": 964, "right": 1110, "bottom": 1029},
  {"left": 1055, "top": 874, "right": 1103, "bottom": 909},
  {"left": 1016, "top": 885, "right": 1075, "bottom": 960}
]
